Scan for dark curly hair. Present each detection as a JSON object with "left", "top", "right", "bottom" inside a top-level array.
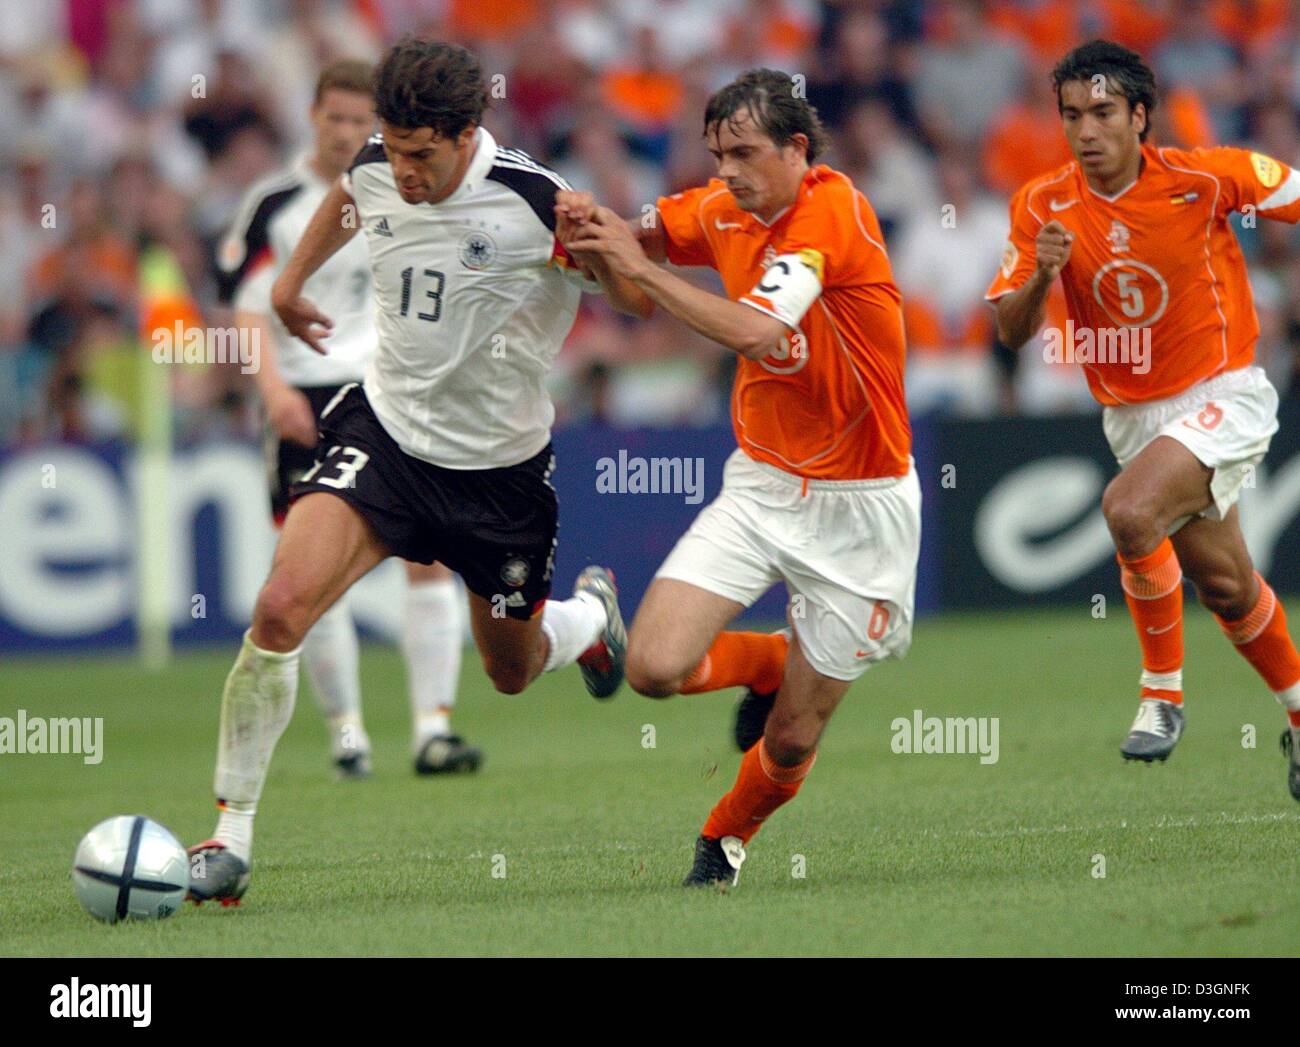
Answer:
[
  {"left": 703, "top": 68, "right": 829, "bottom": 162},
  {"left": 1052, "top": 39, "right": 1158, "bottom": 142},
  {"left": 374, "top": 38, "right": 487, "bottom": 139}
]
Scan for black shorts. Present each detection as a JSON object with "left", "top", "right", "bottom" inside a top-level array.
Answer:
[
  {"left": 264, "top": 384, "right": 348, "bottom": 523},
  {"left": 288, "top": 383, "right": 557, "bottom": 619}
]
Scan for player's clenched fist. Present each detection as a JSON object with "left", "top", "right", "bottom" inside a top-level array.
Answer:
[{"left": 1035, "top": 220, "right": 1074, "bottom": 280}]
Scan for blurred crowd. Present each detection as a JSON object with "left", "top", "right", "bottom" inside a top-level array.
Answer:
[{"left": 5, "top": 0, "right": 1300, "bottom": 445}]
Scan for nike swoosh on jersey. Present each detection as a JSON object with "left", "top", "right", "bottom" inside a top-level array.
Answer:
[
  {"left": 1049, "top": 198, "right": 1079, "bottom": 212},
  {"left": 714, "top": 218, "right": 743, "bottom": 230}
]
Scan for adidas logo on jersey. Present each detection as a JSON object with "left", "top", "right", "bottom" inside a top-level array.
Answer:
[{"left": 373, "top": 217, "right": 393, "bottom": 237}]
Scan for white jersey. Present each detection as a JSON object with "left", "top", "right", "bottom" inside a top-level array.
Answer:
[
  {"left": 218, "top": 155, "right": 377, "bottom": 387},
  {"left": 342, "top": 126, "right": 593, "bottom": 469}
]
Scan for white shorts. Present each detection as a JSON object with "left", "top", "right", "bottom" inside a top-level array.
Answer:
[
  {"left": 655, "top": 449, "right": 922, "bottom": 681},
  {"left": 1102, "top": 365, "right": 1278, "bottom": 526}
]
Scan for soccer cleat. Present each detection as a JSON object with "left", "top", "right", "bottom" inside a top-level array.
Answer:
[
  {"left": 334, "top": 749, "right": 372, "bottom": 781},
  {"left": 731, "top": 627, "right": 791, "bottom": 751},
  {"left": 1120, "top": 698, "right": 1185, "bottom": 762},
  {"left": 574, "top": 565, "right": 627, "bottom": 699},
  {"left": 734, "top": 689, "right": 776, "bottom": 752},
  {"left": 185, "top": 840, "right": 250, "bottom": 906},
  {"left": 682, "top": 834, "right": 746, "bottom": 888},
  {"left": 1280, "top": 728, "right": 1300, "bottom": 801},
  {"left": 414, "top": 734, "right": 483, "bottom": 775}
]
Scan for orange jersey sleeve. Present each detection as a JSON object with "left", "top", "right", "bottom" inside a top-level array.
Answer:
[
  {"left": 983, "top": 170, "right": 1071, "bottom": 301},
  {"left": 1163, "top": 146, "right": 1300, "bottom": 223},
  {"left": 655, "top": 184, "right": 723, "bottom": 268}
]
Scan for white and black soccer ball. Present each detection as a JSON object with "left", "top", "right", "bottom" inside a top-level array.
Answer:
[{"left": 71, "top": 815, "right": 189, "bottom": 923}]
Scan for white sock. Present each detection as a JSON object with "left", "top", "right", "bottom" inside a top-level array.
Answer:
[
  {"left": 1140, "top": 670, "right": 1183, "bottom": 697},
  {"left": 402, "top": 577, "right": 465, "bottom": 750},
  {"left": 540, "top": 592, "right": 606, "bottom": 672},
  {"left": 1275, "top": 680, "right": 1300, "bottom": 715},
  {"left": 213, "top": 631, "right": 300, "bottom": 863},
  {"left": 214, "top": 801, "right": 255, "bottom": 863},
  {"left": 300, "top": 596, "right": 368, "bottom": 758}
]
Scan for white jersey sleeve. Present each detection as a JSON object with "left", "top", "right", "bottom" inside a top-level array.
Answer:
[
  {"left": 216, "top": 171, "right": 304, "bottom": 307},
  {"left": 232, "top": 257, "right": 274, "bottom": 315}
]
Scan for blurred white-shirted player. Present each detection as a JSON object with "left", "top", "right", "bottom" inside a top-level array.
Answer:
[{"left": 217, "top": 59, "right": 480, "bottom": 780}]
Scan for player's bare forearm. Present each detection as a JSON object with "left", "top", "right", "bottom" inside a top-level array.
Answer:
[
  {"left": 582, "top": 253, "right": 654, "bottom": 319},
  {"left": 994, "top": 269, "right": 1053, "bottom": 349},
  {"left": 627, "top": 263, "right": 783, "bottom": 359},
  {"left": 273, "top": 179, "right": 358, "bottom": 304},
  {"left": 564, "top": 205, "right": 784, "bottom": 357},
  {"left": 235, "top": 310, "right": 283, "bottom": 394},
  {"left": 635, "top": 216, "right": 667, "bottom": 263}
]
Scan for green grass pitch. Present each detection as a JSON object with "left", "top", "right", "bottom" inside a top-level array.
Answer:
[{"left": 3, "top": 605, "right": 1298, "bottom": 956}]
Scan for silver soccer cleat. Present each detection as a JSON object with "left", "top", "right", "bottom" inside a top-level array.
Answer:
[{"left": 1121, "top": 698, "right": 1185, "bottom": 762}]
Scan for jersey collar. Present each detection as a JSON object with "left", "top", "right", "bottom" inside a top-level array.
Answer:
[
  {"left": 295, "top": 151, "right": 330, "bottom": 191},
  {"left": 437, "top": 126, "right": 496, "bottom": 205},
  {"left": 1079, "top": 144, "right": 1154, "bottom": 203}
]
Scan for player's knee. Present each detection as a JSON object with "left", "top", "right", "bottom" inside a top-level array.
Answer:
[
  {"left": 1102, "top": 485, "right": 1159, "bottom": 555},
  {"left": 253, "top": 580, "right": 313, "bottom": 650},
  {"left": 760, "top": 723, "right": 816, "bottom": 766},
  {"left": 625, "top": 643, "right": 683, "bottom": 698},
  {"left": 484, "top": 659, "right": 532, "bottom": 695}
]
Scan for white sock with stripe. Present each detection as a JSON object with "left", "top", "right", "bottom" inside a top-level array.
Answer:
[{"left": 212, "top": 632, "right": 300, "bottom": 863}]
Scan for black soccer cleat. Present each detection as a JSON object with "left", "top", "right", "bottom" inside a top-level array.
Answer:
[
  {"left": 186, "top": 840, "right": 250, "bottom": 907},
  {"left": 732, "top": 627, "right": 790, "bottom": 751},
  {"left": 733, "top": 688, "right": 777, "bottom": 752},
  {"left": 1121, "top": 698, "right": 1185, "bottom": 762},
  {"left": 334, "top": 749, "right": 372, "bottom": 781},
  {"left": 574, "top": 565, "right": 627, "bottom": 699},
  {"left": 1280, "top": 728, "right": 1300, "bottom": 801},
  {"left": 414, "top": 734, "right": 483, "bottom": 775},
  {"left": 682, "top": 834, "right": 746, "bottom": 888}
]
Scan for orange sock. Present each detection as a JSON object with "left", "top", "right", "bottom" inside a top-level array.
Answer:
[
  {"left": 1118, "top": 538, "right": 1184, "bottom": 704},
  {"left": 1215, "top": 575, "right": 1300, "bottom": 726},
  {"left": 680, "top": 631, "right": 788, "bottom": 695},
  {"left": 701, "top": 737, "right": 814, "bottom": 844}
]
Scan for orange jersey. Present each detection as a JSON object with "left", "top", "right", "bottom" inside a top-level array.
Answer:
[
  {"left": 986, "top": 144, "right": 1300, "bottom": 405},
  {"left": 656, "top": 166, "right": 911, "bottom": 480}
]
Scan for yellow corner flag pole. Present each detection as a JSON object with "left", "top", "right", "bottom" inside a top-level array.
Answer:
[{"left": 136, "top": 244, "right": 198, "bottom": 669}]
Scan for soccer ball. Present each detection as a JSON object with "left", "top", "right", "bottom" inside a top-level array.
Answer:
[{"left": 71, "top": 815, "right": 189, "bottom": 923}]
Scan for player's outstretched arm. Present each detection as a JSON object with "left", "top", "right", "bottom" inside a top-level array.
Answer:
[
  {"left": 270, "top": 177, "right": 359, "bottom": 354},
  {"left": 566, "top": 211, "right": 785, "bottom": 359},
  {"left": 994, "top": 219, "right": 1073, "bottom": 349}
]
